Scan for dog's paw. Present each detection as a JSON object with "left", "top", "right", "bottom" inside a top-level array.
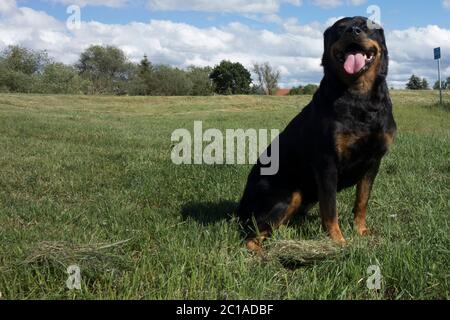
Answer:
[
  {"left": 357, "top": 227, "right": 372, "bottom": 237},
  {"left": 246, "top": 239, "right": 263, "bottom": 253}
]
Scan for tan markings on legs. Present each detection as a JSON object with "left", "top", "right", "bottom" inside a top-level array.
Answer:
[
  {"left": 278, "top": 192, "right": 302, "bottom": 226},
  {"left": 246, "top": 230, "right": 269, "bottom": 253},
  {"left": 353, "top": 177, "right": 371, "bottom": 236},
  {"left": 246, "top": 192, "right": 302, "bottom": 252},
  {"left": 322, "top": 216, "right": 346, "bottom": 245}
]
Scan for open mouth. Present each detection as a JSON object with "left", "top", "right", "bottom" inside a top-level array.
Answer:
[{"left": 335, "top": 43, "right": 377, "bottom": 75}]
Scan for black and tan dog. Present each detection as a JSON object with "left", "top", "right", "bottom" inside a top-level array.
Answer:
[{"left": 237, "top": 16, "right": 397, "bottom": 251}]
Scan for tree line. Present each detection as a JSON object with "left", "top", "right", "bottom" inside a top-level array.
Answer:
[
  {"left": 406, "top": 74, "right": 450, "bottom": 90},
  {"left": 0, "top": 45, "right": 321, "bottom": 96},
  {"left": 0, "top": 45, "right": 214, "bottom": 96}
]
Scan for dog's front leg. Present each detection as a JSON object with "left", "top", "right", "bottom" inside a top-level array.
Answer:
[
  {"left": 316, "top": 165, "right": 346, "bottom": 245},
  {"left": 353, "top": 160, "right": 381, "bottom": 236}
]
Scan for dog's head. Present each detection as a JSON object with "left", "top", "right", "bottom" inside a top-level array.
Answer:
[{"left": 322, "top": 16, "right": 388, "bottom": 92}]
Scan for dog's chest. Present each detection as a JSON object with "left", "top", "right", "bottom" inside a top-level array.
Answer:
[
  {"left": 335, "top": 130, "right": 394, "bottom": 163},
  {"left": 333, "top": 101, "right": 395, "bottom": 163}
]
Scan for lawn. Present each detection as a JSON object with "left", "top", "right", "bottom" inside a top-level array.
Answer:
[{"left": 0, "top": 91, "right": 449, "bottom": 300}]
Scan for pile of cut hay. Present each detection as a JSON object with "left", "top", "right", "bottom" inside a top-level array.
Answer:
[
  {"left": 22, "top": 239, "right": 132, "bottom": 272},
  {"left": 265, "top": 239, "right": 343, "bottom": 268}
]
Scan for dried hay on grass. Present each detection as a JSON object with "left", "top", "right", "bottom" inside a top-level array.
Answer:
[
  {"left": 265, "top": 239, "right": 343, "bottom": 268},
  {"left": 22, "top": 239, "right": 132, "bottom": 272}
]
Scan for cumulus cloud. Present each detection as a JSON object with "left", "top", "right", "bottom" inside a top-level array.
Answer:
[
  {"left": 0, "top": 1, "right": 448, "bottom": 88},
  {"left": 148, "top": 0, "right": 302, "bottom": 14},
  {"left": 311, "top": 0, "right": 366, "bottom": 9},
  {"left": 49, "top": 0, "right": 130, "bottom": 7},
  {"left": 0, "top": 0, "right": 17, "bottom": 12},
  {"left": 386, "top": 25, "right": 450, "bottom": 87},
  {"left": 148, "top": 0, "right": 366, "bottom": 13}
]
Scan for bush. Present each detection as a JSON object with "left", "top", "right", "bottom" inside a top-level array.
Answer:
[
  {"left": 127, "top": 59, "right": 213, "bottom": 96},
  {"left": 35, "top": 63, "right": 90, "bottom": 94},
  {"left": 187, "top": 66, "right": 214, "bottom": 96},
  {"left": 289, "top": 84, "right": 319, "bottom": 95},
  {"left": 0, "top": 46, "right": 49, "bottom": 93},
  {"left": 0, "top": 69, "right": 35, "bottom": 93}
]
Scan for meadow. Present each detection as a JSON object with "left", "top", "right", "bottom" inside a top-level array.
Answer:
[{"left": 0, "top": 91, "right": 448, "bottom": 300}]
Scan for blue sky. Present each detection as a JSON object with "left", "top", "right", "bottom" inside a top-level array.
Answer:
[
  {"left": 1, "top": 0, "right": 450, "bottom": 87},
  {"left": 20, "top": 0, "right": 450, "bottom": 30}
]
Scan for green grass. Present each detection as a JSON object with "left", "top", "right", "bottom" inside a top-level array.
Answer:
[{"left": 0, "top": 91, "right": 449, "bottom": 300}]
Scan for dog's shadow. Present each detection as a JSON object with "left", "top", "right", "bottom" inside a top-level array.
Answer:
[{"left": 181, "top": 201, "right": 238, "bottom": 225}]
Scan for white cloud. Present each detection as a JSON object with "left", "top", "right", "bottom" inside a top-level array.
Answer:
[
  {"left": 388, "top": 26, "right": 450, "bottom": 61},
  {"left": 312, "top": 0, "right": 343, "bottom": 9},
  {"left": 308, "top": 0, "right": 366, "bottom": 9},
  {"left": 443, "top": 0, "right": 450, "bottom": 9},
  {"left": 0, "top": 1, "right": 448, "bottom": 88},
  {"left": 49, "top": 0, "right": 130, "bottom": 7},
  {"left": 386, "top": 25, "right": 450, "bottom": 87},
  {"left": 148, "top": 0, "right": 364, "bottom": 13},
  {"left": 0, "top": 0, "right": 17, "bottom": 12},
  {"left": 348, "top": 0, "right": 367, "bottom": 5},
  {"left": 148, "top": 0, "right": 302, "bottom": 14}
]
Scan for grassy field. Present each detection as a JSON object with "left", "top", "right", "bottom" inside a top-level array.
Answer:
[{"left": 0, "top": 91, "right": 449, "bottom": 300}]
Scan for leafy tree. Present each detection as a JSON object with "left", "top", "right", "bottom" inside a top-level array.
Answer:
[
  {"left": 289, "top": 85, "right": 304, "bottom": 95},
  {"left": 434, "top": 80, "right": 447, "bottom": 90},
  {"left": 128, "top": 59, "right": 212, "bottom": 96},
  {"left": 187, "top": 66, "right": 214, "bottom": 96},
  {"left": 0, "top": 46, "right": 49, "bottom": 92},
  {"left": 289, "top": 84, "right": 319, "bottom": 95},
  {"left": 253, "top": 62, "right": 280, "bottom": 95},
  {"left": 0, "top": 68, "right": 34, "bottom": 93},
  {"left": 76, "top": 45, "right": 130, "bottom": 94},
  {"left": 210, "top": 60, "right": 252, "bottom": 95},
  {"left": 303, "top": 84, "right": 319, "bottom": 95},
  {"left": 128, "top": 55, "right": 156, "bottom": 95},
  {"left": 406, "top": 75, "right": 423, "bottom": 90},
  {"left": 1, "top": 45, "right": 49, "bottom": 75},
  {"left": 152, "top": 65, "right": 193, "bottom": 96},
  {"left": 35, "top": 63, "right": 89, "bottom": 94},
  {"left": 421, "top": 78, "right": 429, "bottom": 90},
  {"left": 138, "top": 55, "right": 152, "bottom": 75}
]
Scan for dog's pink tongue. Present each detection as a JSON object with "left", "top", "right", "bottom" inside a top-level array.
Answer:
[{"left": 344, "top": 53, "right": 366, "bottom": 75}]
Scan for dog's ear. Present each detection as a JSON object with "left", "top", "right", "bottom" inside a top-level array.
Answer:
[
  {"left": 323, "top": 27, "right": 332, "bottom": 52},
  {"left": 377, "top": 28, "right": 389, "bottom": 78},
  {"left": 321, "top": 27, "right": 333, "bottom": 67}
]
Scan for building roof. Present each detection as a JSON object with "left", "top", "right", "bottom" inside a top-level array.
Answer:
[{"left": 274, "top": 88, "right": 291, "bottom": 96}]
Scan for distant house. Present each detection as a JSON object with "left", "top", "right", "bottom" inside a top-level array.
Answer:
[{"left": 274, "top": 88, "right": 291, "bottom": 96}]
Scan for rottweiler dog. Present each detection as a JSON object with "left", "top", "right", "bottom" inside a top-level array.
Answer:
[{"left": 237, "top": 16, "right": 397, "bottom": 251}]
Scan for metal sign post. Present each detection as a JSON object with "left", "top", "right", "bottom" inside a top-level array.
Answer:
[{"left": 434, "top": 47, "right": 442, "bottom": 105}]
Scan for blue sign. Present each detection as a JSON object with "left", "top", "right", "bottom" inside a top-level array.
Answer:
[{"left": 434, "top": 47, "right": 441, "bottom": 60}]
